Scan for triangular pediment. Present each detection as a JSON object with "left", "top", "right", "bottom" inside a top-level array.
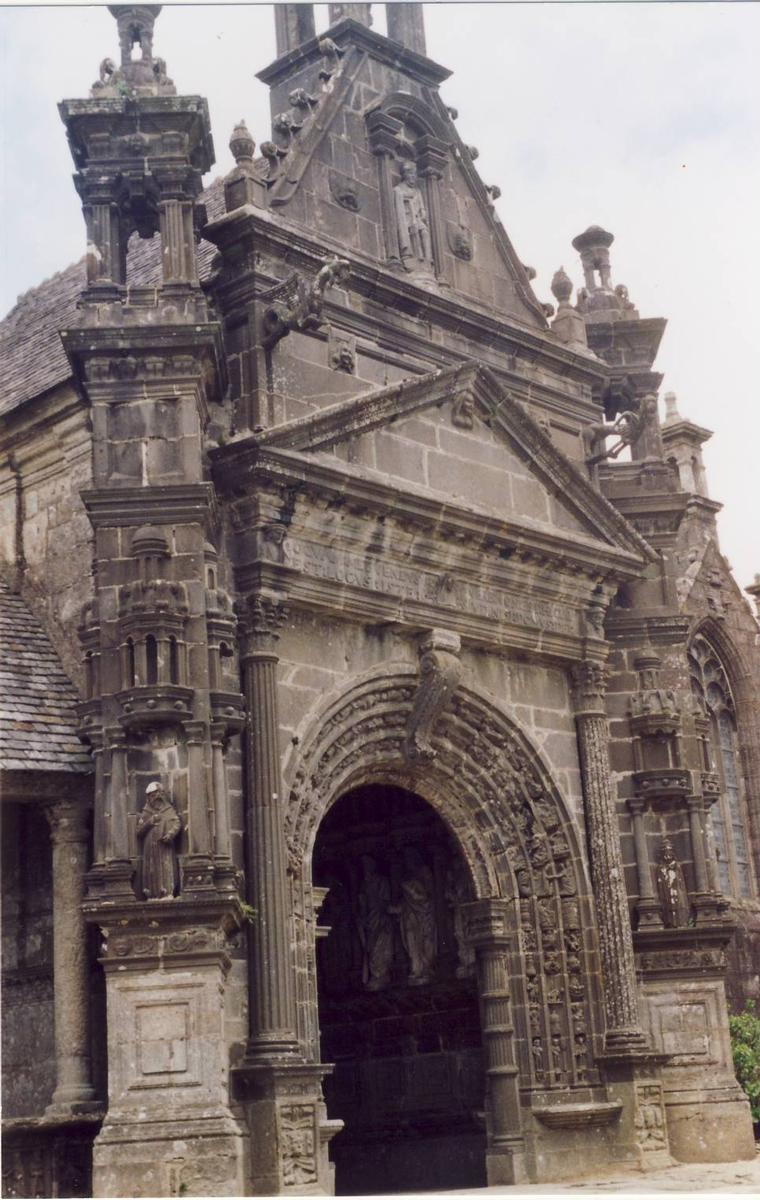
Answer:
[
  {"left": 258, "top": 23, "right": 546, "bottom": 328},
  {"left": 260, "top": 363, "right": 655, "bottom": 565}
]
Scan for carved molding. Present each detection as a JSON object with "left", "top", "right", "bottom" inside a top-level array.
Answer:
[{"left": 283, "top": 671, "right": 600, "bottom": 1086}]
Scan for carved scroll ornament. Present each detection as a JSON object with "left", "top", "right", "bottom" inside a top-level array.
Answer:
[{"left": 403, "top": 629, "right": 462, "bottom": 763}]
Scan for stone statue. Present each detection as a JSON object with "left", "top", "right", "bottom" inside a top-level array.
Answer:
[
  {"left": 444, "top": 861, "right": 475, "bottom": 978},
  {"left": 393, "top": 161, "right": 433, "bottom": 270},
  {"left": 393, "top": 847, "right": 437, "bottom": 986},
  {"left": 136, "top": 782, "right": 182, "bottom": 900},
  {"left": 655, "top": 838, "right": 690, "bottom": 928},
  {"left": 357, "top": 856, "right": 393, "bottom": 990}
]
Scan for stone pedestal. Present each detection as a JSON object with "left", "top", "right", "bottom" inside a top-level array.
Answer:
[
  {"left": 235, "top": 1062, "right": 342, "bottom": 1195},
  {"left": 635, "top": 926, "right": 756, "bottom": 1163},
  {"left": 87, "top": 897, "right": 246, "bottom": 1198},
  {"left": 599, "top": 1052, "right": 674, "bottom": 1171}
]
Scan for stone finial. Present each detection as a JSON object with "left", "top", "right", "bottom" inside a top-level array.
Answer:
[
  {"left": 572, "top": 224, "right": 638, "bottom": 319},
  {"left": 663, "top": 391, "right": 681, "bottom": 425},
  {"left": 91, "top": 5, "right": 175, "bottom": 96},
  {"left": 550, "top": 267, "right": 573, "bottom": 305},
  {"left": 550, "top": 267, "right": 588, "bottom": 349},
  {"left": 230, "top": 120, "right": 255, "bottom": 166}
]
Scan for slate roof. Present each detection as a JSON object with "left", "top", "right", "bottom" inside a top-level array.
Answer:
[
  {"left": 0, "top": 179, "right": 224, "bottom": 419},
  {"left": 0, "top": 580, "right": 92, "bottom": 773}
]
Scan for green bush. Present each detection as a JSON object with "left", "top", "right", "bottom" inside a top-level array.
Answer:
[{"left": 729, "top": 1000, "right": 760, "bottom": 1124}]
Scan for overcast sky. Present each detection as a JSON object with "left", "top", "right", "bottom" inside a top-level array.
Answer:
[{"left": 1, "top": 1, "right": 758, "bottom": 591}]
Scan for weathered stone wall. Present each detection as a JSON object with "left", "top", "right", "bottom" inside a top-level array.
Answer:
[
  {"left": 276, "top": 609, "right": 586, "bottom": 846},
  {"left": 0, "top": 385, "right": 93, "bottom": 690}
]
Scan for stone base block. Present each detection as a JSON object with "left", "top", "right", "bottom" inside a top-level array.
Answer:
[
  {"left": 525, "top": 1104, "right": 631, "bottom": 1183},
  {"left": 93, "top": 1111, "right": 246, "bottom": 1197},
  {"left": 664, "top": 1086, "right": 756, "bottom": 1163}
]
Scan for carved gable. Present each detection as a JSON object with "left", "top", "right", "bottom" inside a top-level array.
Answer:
[
  {"left": 257, "top": 24, "right": 545, "bottom": 328},
  {"left": 261, "top": 363, "right": 654, "bottom": 563}
]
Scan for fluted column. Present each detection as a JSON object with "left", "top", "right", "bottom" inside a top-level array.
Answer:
[
  {"left": 627, "top": 797, "right": 663, "bottom": 929},
  {"left": 45, "top": 800, "right": 98, "bottom": 1115},
  {"left": 241, "top": 592, "right": 299, "bottom": 1061},
  {"left": 158, "top": 197, "right": 198, "bottom": 286},
  {"left": 571, "top": 663, "right": 647, "bottom": 1054},
  {"left": 463, "top": 899, "right": 526, "bottom": 1186}
]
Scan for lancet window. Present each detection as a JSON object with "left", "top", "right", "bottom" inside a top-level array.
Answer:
[{"left": 689, "top": 635, "right": 753, "bottom": 897}]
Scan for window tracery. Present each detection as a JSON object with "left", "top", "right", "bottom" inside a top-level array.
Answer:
[{"left": 688, "top": 635, "right": 752, "bottom": 897}]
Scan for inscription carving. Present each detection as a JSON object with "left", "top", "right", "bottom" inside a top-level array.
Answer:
[{"left": 282, "top": 537, "right": 575, "bottom": 632}]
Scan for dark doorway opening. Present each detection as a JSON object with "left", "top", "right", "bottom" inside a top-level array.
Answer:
[{"left": 314, "top": 784, "right": 487, "bottom": 1195}]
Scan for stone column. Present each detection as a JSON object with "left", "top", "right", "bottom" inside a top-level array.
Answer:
[
  {"left": 686, "top": 795, "right": 723, "bottom": 924},
  {"left": 417, "top": 135, "right": 449, "bottom": 281},
  {"left": 386, "top": 2, "right": 426, "bottom": 54},
  {"left": 182, "top": 722, "right": 216, "bottom": 895},
  {"left": 463, "top": 899, "right": 527, "bottom": 1186},
  {"left": 367, "top": 111, "right": 403, "bottom": 264},
  {"left": 158, "top": 196, "right": 198, "bottom": 287},
  {"left": 274, "top": 3, "right": 315, "bottom": 54},
  {"left": 240, "top": 591, "right": 299, "bottom": 1060},
  {"left": 571, "top": 662, "right": 647, "bottom": 1054},
  {"left": 627, "top": 797, "right": 663, "bottom": 929},
  {"left": 45, "top": 800, "right": 98, "bottom": 1115}
]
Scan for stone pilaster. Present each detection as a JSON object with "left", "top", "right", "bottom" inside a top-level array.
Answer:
[
  {"left": 571, "top": 662, "right": 647, "bottom": 1054},
  {"left": 240, "top": 591, "right": 299, "bottom": 1061},
  {"left": 463, "top": 898, "right": 527, "bottom": 1187},
  {"left": 686, "top": 795, "right": 725, "bottom": 924},
  {"left": 44, "top": 800, "right": 99, "bottom": 1116},
  {"left": 627, "top": 797, "right": 663, "bottom": 929}
]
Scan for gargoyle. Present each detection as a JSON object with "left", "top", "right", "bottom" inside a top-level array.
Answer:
[{"left": 260, "top": 256, "right": 350, "bottom": 348}]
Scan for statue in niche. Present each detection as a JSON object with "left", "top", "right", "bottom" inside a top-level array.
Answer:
[
  {"left": 357, "top": 856, "right": 394, "bottom": 991},
  {"left": 392, "top": 846, "right": 438, "bottom": 986},
  {"left": 655, "top": 838, "right": 691, "bottom": 928},
  {"left": 136, "top": 782, "right": 182, "bottom": 900},
  {"left": 445, "top": 861, "right": 475, "bottom": 978},
  {"left": 393, "top": 161, "right": 433, "bottom": 271}
]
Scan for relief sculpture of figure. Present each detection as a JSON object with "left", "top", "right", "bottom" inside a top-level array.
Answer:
[
  {"left": 357, "top": 856, "right": 393, "bottom": 990},
  {"left": 136, "top": 781, "right": 182, "bottom": 900},
  {"left": 655, "top": 838, "right": 691, "bottom": 928},
  {"left": 392, "top": 846, "right": 437, "bottom": 986},
  {"left": 393, "top": 161, "right": 433, "bottom": 270}
]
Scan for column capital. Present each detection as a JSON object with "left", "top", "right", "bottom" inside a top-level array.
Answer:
[
  {"left": 240, "top": 590, "right": 288, "bottom": 656},
  {"left": 461, "top": 897, "right": 514, "bottom": 946},
  {"left": 45, "top": 799, "right": 91, "bottom": 845},
  {"left": 627, "top": 796, "right": 647, "bottom": 816},
  {"left": 686, "top": 793, "right": 706, "bottom": 813},
  {"left": 571, "top": 659, "right": 610, "bottom": 714}
]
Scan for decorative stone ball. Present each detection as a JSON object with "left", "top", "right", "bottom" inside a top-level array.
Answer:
[
  {"left": 147, "top": 699, "right": 157, "bottom": 709},
  {"left": 551, "top": 266, "right": 574, "bottom": 304},
  {"left": 230, "top": 120, "right": 255, "bottom": 164}
]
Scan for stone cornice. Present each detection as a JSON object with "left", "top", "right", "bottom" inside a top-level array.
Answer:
[
  {"left": 81, "top": 483, "right": 218, "bottom": 530},
  {"left": 0, "top": 768, "right": 93, "bottom": 804},
  {"left": 203, "top": 206, "right": 607, "bottom": 390},
  {"left": 215, "top": 362, "right": 656, "bottom": 569},
  {"left": 256, "top": 17, "right": 452, "bottom": 89},
  {"left": 661, "top": 418, "right": 713, "bottom": 446},
  {"left": 216, "top": 442, "right": 650, "bottom": 582}
]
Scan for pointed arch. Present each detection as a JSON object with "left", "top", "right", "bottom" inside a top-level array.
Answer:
[{"left": 688, "top": 620, "right": 758, "bottom": 898}]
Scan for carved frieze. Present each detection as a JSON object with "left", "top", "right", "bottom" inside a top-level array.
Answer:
[
  {"left": 279, "top": 1104, "right": 318, "bottom": 1188},
  {"left": 281, "top": 536, "right": 576, "bottom": 634}
]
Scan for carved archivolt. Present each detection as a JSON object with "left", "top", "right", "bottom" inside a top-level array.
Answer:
[{"left": 283, "top": 668, "right": 602, "bottom": 1088}]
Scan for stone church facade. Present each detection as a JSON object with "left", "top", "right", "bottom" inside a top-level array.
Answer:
[{"left": 1, "top": 4, "right": 759, "bottom": 1196}]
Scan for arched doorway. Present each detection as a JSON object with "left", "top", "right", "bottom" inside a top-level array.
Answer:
[{"left": 313, "top": 784, "right": 487, "bottom": 1195}]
